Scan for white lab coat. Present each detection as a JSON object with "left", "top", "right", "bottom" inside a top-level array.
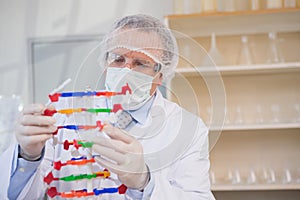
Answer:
[{"left": 0, "top": 91, "right": 215, "bottom": 200}]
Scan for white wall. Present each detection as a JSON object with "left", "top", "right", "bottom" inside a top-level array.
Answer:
[{"left": 0, "top": 0, "right": 173, "bottom": 104}]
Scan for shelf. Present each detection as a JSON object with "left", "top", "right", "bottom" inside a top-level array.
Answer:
[
  {"left": 165, "top": 8, "right": 300, "bottom": 37},
  {"left": 175, "top": 62, "right": 300, "bottom": 77},
  {"left": 167, "top": 8, "right": 300, "bottom": 18},
  {"left": 168, "top": 5, "right": 300, "bottom": 198},
  {"left": 211, "top": 184, "right": 300, "bottom": 191},
  {"left": 209, "top": 122, "right": 300, "bottom": 132}
]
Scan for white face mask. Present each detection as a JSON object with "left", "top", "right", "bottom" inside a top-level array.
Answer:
[{"left": 105, "top": 67, "right": 155, "bottom": 110}]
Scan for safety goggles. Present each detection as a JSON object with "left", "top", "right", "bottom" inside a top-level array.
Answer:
[{"left": 106, "top": 52, "right": 162, "bottom": 74}]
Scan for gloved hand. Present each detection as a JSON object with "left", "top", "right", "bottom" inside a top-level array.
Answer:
[
  {"left": 16, "top": 104, "right": 57, "bottom": 160},
  {"left": 92, "top": 123, "right": 149, "bottom": 190}
]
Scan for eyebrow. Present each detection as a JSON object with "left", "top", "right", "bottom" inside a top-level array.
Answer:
[{"left": 107, "top": 52, "right": 155, "bottom": 63}]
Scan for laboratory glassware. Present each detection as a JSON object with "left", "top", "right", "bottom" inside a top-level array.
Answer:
[
  {"left": 202, "top": 0, "right": 217, "bottom": 12},
  {"left": 235, "top": 0, "right": 250, "bottom": 11},
  {"left": 201, "top": 33, "right": 227, "bottom": 66},
  {"left": 262, "top": 168, "right": 276, "bottom": 184},
  {"left": 247, "top": 170, "right": 257, "bottom": 184},
  {"left": 255, "top": 104, "right": 264, "bottom": 124},
  {"left": 217, "top": 0, "right": 235, "bottom": 12},
  {"left": 228, "top": 169, "right": 242, "bottom": 185},
  {"left": 251, "top": 0, "right": 260, "bottom": 10},
  {"left": 183, "top": 0, "right": 202, "bottom": 14},
  {"left": 270, "top": 104, "right": 281, "bottom": 123},
  {"left": 284, "top": 0, "right": 296, "bottom": 7},
  {"left": 281, "top": 169, "right": 292, "bottom": 184},
  {"left": 266, "top": 32, "right": 284, "bottom": 63},
  {"left": 237, "top": 35, "right": 254, "bottom": 65},
  {"left": 266, "top": 0, "right": 283, "bottom": 9},
  {"left": 293, "top": 103, "right": 300, "bottom": 122},
  {"left": 234, "top": 105, "right": 243, "bottom": 124}
]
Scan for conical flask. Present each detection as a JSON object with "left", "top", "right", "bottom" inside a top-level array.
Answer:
[
  {"left": 237, "top": 36, "right": 253, "bottom": 65},
  {"left": 266, "top": 32, "right": 284, "bottom": 63},
  {"left": 201, "top": 32, "right": 227, "bottom": 66}
]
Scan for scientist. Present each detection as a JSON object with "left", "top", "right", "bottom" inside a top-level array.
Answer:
[{"left": 0, "top": 14, "right": 215, "bottom": 200}]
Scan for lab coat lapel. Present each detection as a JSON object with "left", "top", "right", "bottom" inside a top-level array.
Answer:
[{"left": 130, "top": 90, "right": 200, "bottom": 172}]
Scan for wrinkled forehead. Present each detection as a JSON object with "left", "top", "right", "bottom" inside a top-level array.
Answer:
[
  {"left": 105, "top": 28, "right": 164, "bottom": 64},
  {"left": 110, "top": 48, "right": 156, "bottom": 62}
]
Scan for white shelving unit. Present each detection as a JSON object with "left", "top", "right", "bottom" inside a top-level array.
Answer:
[
  {"left": 165, "top": 8, "right": 300, "bottom": 200},
  {"left": 175, "top": 62, "right": 300, "bottom": 76},
  {"left": 210, "top": 122, "right": 300, "bottom": 132},
  {"left": 212, "top": 184, "right": 300, "bottom": 191},
  {"left": 166, "top": 8, "right": 300, "bottom": 37}
]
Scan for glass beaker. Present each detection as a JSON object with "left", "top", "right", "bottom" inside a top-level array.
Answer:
[{"left": 0, "top": 95, "right": 22, "bottom": 154}]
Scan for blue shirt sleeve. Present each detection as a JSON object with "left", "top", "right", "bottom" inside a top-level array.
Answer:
[
  {"left": 126, "top": 171, "right": 155, "bottom": 200},
  {"left": 8, "top": 145, "right": 43, "bottom": 200}
]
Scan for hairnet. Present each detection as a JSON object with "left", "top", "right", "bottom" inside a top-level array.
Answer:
[{"left": 99, "top": 14, "right": 179, "bottom": 81}]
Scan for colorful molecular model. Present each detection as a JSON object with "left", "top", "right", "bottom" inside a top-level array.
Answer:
[{"left": 43, "top": 84, "right": 131, "bottom": 199}]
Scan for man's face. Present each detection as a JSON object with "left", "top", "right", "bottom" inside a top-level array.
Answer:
[{"left": 106, "top": 48, "right": 163, "bottom": 95}]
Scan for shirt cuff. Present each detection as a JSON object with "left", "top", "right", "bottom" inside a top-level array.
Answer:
[
  {"left": 8, "top": 145, "right": 44, "bottom": 200},
  {"left": 142, "top": 171, "right": 155, "bottom": 199},
  {"left": 126, "top": 171, "right": 155, "bottom": 200},
  {"left": 11, "top": 145, "right": 44, "bottom": 176}
]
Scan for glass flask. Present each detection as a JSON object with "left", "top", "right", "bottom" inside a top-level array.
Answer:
[
  {"left": 217, "top": 0, "right": 235, "bottom": 12},
  {"left": 234, "top": 105, "right": 243, "bottom": 124},
  {"left": 228, "top": 169, "right": 242, "bottom": 185},
  {"left": 235, "top": 0, "right": 250, "bottom": 11},
  {"left": 293, "top": 103, "right": 300, "bottom": 122},
  {"left": 251, "top": 0, "right": 260, "bottom": 10},
  {"left": 255, "top": 104, "right": 264, "bottom": 124},
  {"left": 270, "top": 104, "right": 281, "bottom": 123},
  {"left": 201, "top": 32, "right": 227, "bottom": 66},
  {"left": 202, "top": 0, "right": 217, "bottom": 12},
  {"left": 266, "top": 32, "right": 284, "bottom": 63},
  {"left": 237, "top": 35, "right": 254, "bottom": 65},
  {"left": 266, "top": 0, "right": 283, "bottom": 9},
  {"left": 284, "top": 0, "right": 296, "bottom": 7},
  {"left": 184, "top": 0, "right": 202, "bottom": 14},
  {"left": 247, "top": 170, "right": 257, "bottom": 184}
]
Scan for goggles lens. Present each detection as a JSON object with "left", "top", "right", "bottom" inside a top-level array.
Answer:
[{"left": 106, "top": 52, "right": 162, "bottom": 73}]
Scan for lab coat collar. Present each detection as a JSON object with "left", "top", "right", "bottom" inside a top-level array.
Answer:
[{"left": 128, "top": 91, "right": 158, "bottom": 125}]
